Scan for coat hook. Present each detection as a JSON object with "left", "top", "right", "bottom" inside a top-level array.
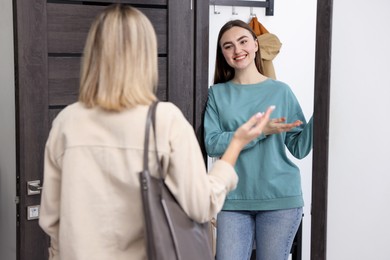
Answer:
[
  {"left": 213, "top": 5, "right": 220, "bottom": 15},
  {"left": 250, "top": 7, "right": 256, "bottom": 17},
  {"left": 232, "top": 6, "right": 238, "bottom": 15}
]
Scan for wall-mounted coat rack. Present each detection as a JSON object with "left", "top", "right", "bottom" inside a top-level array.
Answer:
[{"left": 209, "top": 0, "right": 274, "bottom": 16}]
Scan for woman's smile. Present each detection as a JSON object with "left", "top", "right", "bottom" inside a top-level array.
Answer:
[{"left": 233, "top": 54, "right": 247, "bottom": 61}]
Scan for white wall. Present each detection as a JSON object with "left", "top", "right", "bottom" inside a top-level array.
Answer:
[
  {"left": 327, "top": 1, "right": 390, "bottom": 259},
  {"left": 209, "top": 1, "right": 317, "bottom": 259},
  {"left": 0, "top": 0, "right": 17, "bottom": 259}
]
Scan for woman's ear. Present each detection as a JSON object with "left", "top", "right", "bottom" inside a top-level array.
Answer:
[{"left": 254, "top": 38, "right": 259, "bottom": 51}]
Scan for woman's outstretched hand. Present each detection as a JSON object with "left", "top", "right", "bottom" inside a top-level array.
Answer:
[
  {"left": 221, "top": 106, "right": 275, "bottom": 166},
  {"left": 262, "top": 117, "right": 302, "bottom": 136},
  {"left": 233, "top": 106, "right": 275, "bottom": 147}
]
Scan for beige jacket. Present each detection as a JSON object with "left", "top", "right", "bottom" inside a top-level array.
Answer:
[{"left": 39, "top": 102, "right": 238, "bottom": 260}]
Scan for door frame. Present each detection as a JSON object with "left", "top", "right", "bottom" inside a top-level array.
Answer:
[
  {"left": 310, "top": 0, "right": 333, "bottom": 259},
  {"left": 14, "top": 0, "right": 50, "bottom": 258}
]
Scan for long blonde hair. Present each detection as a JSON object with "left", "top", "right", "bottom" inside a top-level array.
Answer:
[{"left": 79, "top": 4, "right": 158, "bottom": 111}]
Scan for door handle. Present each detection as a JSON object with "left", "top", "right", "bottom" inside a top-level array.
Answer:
[{"left": 27, "top": 180, "right": 42, "bottom": 195}]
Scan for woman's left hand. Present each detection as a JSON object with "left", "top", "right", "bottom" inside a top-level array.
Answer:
[{"left": 262, "top": 117, "right": 302, "bottom": 136}]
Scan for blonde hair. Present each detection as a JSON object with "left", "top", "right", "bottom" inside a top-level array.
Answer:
[{"left": 79, "top": 4, "right": 158, "bottom": 111}]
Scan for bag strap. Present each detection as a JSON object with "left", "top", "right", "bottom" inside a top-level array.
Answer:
[
  {"left": 150, "top": 101, "right": 163, "bottom": 179},
  {"left": 142, "top": 101, "right": 163, "bottom": 179}
]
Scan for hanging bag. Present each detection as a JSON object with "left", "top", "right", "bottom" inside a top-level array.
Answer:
[{"left": 139, "top": 101, "right": 213, "bottom": 260}]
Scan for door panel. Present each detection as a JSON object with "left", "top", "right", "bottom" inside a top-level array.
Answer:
[
  {"left": 14, "top": 0, "right": 199, "bottom": 259},
  {"left": 48, "top": 57, "right": 80, "bottom": 106},
  {"left": 48, "top": 57, "right": 167, "bottom": 106},
  {"left": 47, "top": 4, "right": 167, "bottom": 54}
]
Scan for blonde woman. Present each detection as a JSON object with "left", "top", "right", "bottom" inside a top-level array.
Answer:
[{"left": 39, "top": 5, "right": 274, "bottom": 260}]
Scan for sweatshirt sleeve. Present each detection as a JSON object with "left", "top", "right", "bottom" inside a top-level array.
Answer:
[
  {"left": 203, "top": 88, "right": 233, "bottom": 157},
  {"left": 204, "top": 87, "right": 266, "bottom": 157},
  {"left": 163, "top": 105, "right": 238, "bottom": 223},
  {"left": 285, "top": 115, "right": 313, "bottom": 159},
  {"left": 284, "top": 88, "right": 313, "bottom": 159}
]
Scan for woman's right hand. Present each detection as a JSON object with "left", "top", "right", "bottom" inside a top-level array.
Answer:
[
  {"left": 233, "top": 106, "right": 275, "bottom": 148},
  {"left": 221, "top": 106, "right": 274, "bottom": 166}
]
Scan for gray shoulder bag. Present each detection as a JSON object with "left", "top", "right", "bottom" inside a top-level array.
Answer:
[{"left": 139, "top": 101, "right": 213, "bottom": 260}]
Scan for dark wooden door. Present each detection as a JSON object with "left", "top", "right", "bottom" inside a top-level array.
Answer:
[{"left": 13, "top": 0, "right": 208, "bottom": 259}]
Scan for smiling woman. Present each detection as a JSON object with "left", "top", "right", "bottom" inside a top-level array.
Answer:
[
  {"left": 204, "top": 19, "right": 314, "bottom": 260},
  {"left": 205, "top": 2, "right": 320, "bottom": 259}
]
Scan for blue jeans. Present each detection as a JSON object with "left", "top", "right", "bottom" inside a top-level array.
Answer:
[{"left": 216, "top": 207, "right": 303, "bottom": 260}]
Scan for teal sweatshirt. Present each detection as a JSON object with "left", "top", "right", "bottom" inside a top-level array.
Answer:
[{"left": 204, "top": 79, "right": 313, "bottom": 211}]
